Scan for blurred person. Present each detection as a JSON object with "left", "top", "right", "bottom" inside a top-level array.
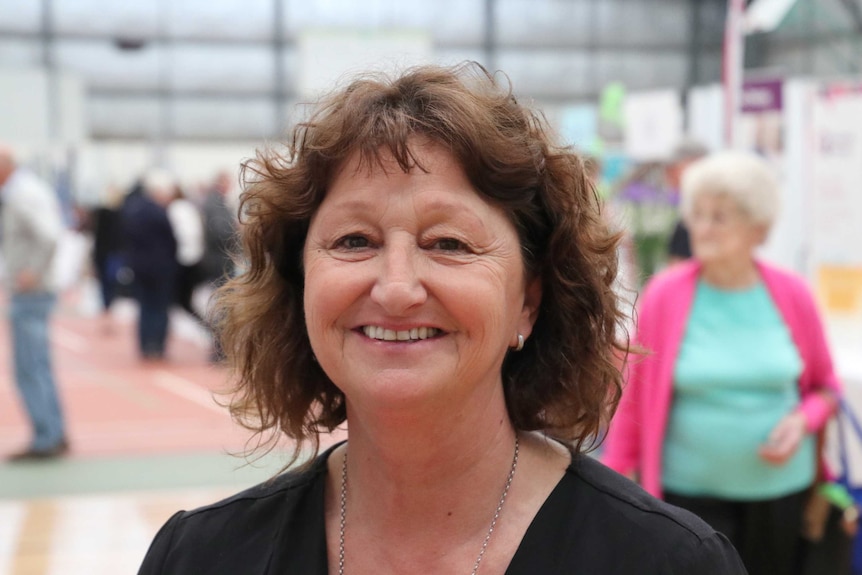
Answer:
[
  {"left": 87, "top": 185, "right": 127, "bottom": 334},
  {"left": 200, "top": 170, "right": 237, "bottom": 287},
  {"left": 603, "top": 150, "right": 842, "bottom": 575},
  {"left": 0, "top": 145, "right": 68, "bottom": 460},
  {"left": 121, "top": 170, "right": 178, "bottom": 361},
  {"left": 665, "top": 138, "right": 708, "bottom": 264},
  {"left": 200, "top": 170, "right": 238, "bottom": 362},
  {"left": 139, "top": 64, "right": 744, "bottom": 574},
  {"left": 167, "top": 184, "right": 205, "bottom": 323}
]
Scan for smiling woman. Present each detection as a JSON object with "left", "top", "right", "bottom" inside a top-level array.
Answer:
[
  {"left": 137, "top": 63, "right": 746, "bottom": 574},
  {"left": 303, "top": 142, "right": 533, "bottom": 417}
]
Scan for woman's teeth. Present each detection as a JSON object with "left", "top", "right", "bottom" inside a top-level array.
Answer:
[{"left": 362, "top": 326, "right": 440, "bottom": 341}]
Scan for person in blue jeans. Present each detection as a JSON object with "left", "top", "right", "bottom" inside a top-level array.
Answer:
[{"left": 0, "top": 145, "right": 68, "bottom": 460}]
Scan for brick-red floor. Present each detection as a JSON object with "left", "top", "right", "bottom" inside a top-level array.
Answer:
[{"left": 0, "top": 291, "right": 345, "bottom": 460}]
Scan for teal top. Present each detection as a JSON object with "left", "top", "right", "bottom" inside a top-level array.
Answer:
[{"left": 662, "top": 281, "right": 814, "bottom": 500}]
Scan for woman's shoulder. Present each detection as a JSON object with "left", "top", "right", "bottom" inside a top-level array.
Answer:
[
  {"left": 569, "top": 455, "right": 714, "bottom": 537},
  {"left": 757, "top": 259, "right": 824, "bottom": 322},
  {"left": 633, "top": 262, "right": 699, "bottom": 327},
  {"left": 183, "top": 454, "right": 326, "bottom": 520},
  {"left": 641, "top": 261, "right": 699, "bottom": 300},
  {"left": 756, "top": 259, "right": 813, "bottom": 296},
  {"left": 517, "top": 455, "right": 746, "bottom": 574},
  {"left": 138, "top": 448, "right": 334, "bottom": 574}
]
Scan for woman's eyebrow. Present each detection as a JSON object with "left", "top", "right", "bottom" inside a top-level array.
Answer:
[{"left": 419, "top": 198, "right": 488, "bottom": 229}]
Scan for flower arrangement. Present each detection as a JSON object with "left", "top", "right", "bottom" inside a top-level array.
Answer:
[{"left": 612, "top": 163, "right": 678, "bottom": 284}]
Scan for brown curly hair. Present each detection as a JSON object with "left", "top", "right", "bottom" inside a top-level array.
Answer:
[{"left": 216, "top": 62, "right": 628, "bottom": 465}]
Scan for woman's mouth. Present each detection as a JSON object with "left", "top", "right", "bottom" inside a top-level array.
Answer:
[{"left": 361, "top": 326, "right": 442, "bottom": 342}]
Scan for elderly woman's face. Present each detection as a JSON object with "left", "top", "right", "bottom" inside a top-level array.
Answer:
[
  {"left": 302, "top": 143, "right": 540, "bottom": 413},
  {"left": 687, "top": 193, "right": 766, "bottom": 267}
]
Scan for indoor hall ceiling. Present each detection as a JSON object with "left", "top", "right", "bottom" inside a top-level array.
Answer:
[{"left": 0, "top": 0, "right": 721, "bottom": 141}]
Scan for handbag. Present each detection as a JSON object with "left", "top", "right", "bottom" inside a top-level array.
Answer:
[
  {"left": 838, "top": 400, "right": 862, "bottom": 574},
  {"left": 801, "top": 400, "right": 862, "bottom": 575}
]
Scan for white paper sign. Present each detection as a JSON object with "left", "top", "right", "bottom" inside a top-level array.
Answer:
[
  {"left": 623, "top": 90, "right": 683, "bottom": 162},
  {"left": 810, "top": 88, "right": 862, "bottom": 265}
]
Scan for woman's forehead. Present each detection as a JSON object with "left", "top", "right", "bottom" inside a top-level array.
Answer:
[{"left": 332, "top": 137, "right": 448, "bottom": 178}]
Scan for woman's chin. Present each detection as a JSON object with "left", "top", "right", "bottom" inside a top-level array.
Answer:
[{"left": 345, "top": 372, "right": 449, "bottom": 410}]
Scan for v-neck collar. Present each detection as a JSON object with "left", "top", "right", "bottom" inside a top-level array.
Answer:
[{"left": 264, "top": 441, "right": 579, "bottom": 574}]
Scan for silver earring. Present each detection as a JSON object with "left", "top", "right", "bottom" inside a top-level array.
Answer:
[{"left": 515, "top": 333, "right": 525, "bottom": 351}]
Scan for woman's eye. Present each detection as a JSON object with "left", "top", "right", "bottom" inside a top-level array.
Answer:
[
  {"left": 434, "top": 238, "right": 467, "bottom": 252},
  {"left": 336, "top": 235, "right": 370, "bottom": 249}
]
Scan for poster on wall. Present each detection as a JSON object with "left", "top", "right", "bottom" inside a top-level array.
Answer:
[
  {"left": 739, "top": 77, "right": 784, "bottom": 167},
  {"left": 809, "top": 83, "right": 862, "bottom": 316},
  {"left": 738, "top": 76, "right": 799, "bottom": 270}
]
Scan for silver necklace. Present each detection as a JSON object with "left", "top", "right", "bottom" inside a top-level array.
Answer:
[{"left": 338, "top": 436, "right": 520, "bottom": 575}]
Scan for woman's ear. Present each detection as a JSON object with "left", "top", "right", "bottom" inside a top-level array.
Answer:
[{"left": 518, "top": 276, "right": 543, "bottom": 340}]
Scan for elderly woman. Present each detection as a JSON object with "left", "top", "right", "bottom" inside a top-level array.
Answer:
[
  {"left": 138, "top": 64, "right": 744, "bottom": 574},
  {"left": 604, "top": 150, "right": 842, "bottom": 575}
]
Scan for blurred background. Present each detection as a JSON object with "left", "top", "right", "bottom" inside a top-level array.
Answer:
[{"left": 1, "top": 0, "right": 862, "bottom": 573}]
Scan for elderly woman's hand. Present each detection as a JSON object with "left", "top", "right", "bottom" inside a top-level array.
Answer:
[{"left": 758, "top": 411, "right": 808, "bottom": 465}]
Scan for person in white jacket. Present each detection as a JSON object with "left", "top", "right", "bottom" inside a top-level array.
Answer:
[
  {"left": 0, "top": 145, "right": 68, "bottom": 460},
  {"left": 167, "top": 185, "right": 205, "bottom": 323}
]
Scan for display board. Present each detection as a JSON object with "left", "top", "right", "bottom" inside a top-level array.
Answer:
[{"left": 809, "top": 83, "right": 862, "bottom": 315}]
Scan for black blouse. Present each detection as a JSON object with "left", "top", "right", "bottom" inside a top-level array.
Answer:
[{"left": 138, "top": 444, "right": 746, "bottom": 574}]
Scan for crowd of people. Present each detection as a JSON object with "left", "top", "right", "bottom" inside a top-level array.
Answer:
[
  {"left": 81, "top": 168, "right": 238, "bottom": 362},
  {"left": 0, "top": 145, "right": 239, "bottom": 461},
  {"left": 0, "top": 61, "right": 849, "bottom": 574}
]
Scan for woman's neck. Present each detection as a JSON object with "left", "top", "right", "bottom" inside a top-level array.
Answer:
[
  {"left": 343, "top": 403, "right": 516, "bottom": 508},
  {"left": 700, "top": 257, "right": 760, "bottom": 290}
]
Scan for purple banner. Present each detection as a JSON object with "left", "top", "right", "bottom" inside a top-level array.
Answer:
[{"left": 741, "top": 78, "right": 783, "bottom": 113}]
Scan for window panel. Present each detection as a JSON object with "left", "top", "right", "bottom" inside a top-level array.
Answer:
[
  {"left": 596, "top": 53, "right": 627, "bottom": 90},
  {"left": 282, "top": 0, "right": 482, "bottom": 44},
  {"left": 165, "top": 0, "right": 274, "bottom": 41},
  {"left": 0, "top": 39, "right": 43, "bottom": 68},
  {"left": 623, "top": 2, "right": 690, "bottom": 46},
  {"left": 0, "top": 0, "right": 42, "bottom": 33},
  {"left": 433, "top": 48, "right": 487, "bottom": 68},
  {"left": 53, "top": 0, "right": 159, "bottom": 37},
  {"left": 88, "top": 97, "right": 161, "bottom": 138},
  {"left": 277, "top": 47, "right": 300, "bottom": 95},
  {"left": 813, "top": 41, "right": 861, "bottom": 75},
  {"left": 496, "top": 0, "right": 593, "bottom": 46},
  {"left": 497, "top": 50, "right": 592, "bottom": 97},
  {"left": 170, "top": 98, "right": 276, "bottom": 139},
  {"left": 168, "top": 45, "right": 275, "bottom": 93},
  {"left": 765, "top": 45, "right": 811, "bottom": 75},
  {"left": 622, "top": 52, "right": 687, "bottom": 90},
  {"left": 53, "top": 40, "right": 162, "bottom": 90},
  {"left": 429, "top": 0, "right": 484, "bottom": 44},
  {"left": 284, "top": 0, "right": 432, "bottom": 33}
]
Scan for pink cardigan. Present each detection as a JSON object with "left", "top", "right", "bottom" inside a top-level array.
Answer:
[{"left": 602, "top": 260, "right": 842, "bottom": 498}]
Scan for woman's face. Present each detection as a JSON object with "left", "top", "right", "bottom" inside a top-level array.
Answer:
[
  {"left": 303, "top": 143, "right": 540, "bottom": 414},
  {"left": 687, "top": 193, "right": 766, "bottom": 268}
]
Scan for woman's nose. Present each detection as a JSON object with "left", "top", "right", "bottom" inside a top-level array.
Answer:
[{"left": 369, "top": 243, "right": 427, "bottom": 314}]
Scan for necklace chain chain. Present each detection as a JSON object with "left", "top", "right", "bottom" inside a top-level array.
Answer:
[{"left": 338, "top": 436, "right": 520, "bottom": 575}]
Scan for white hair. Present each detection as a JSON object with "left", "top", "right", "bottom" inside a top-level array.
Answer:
[
  {"left": 680, "top": 150, "right": 780, "bottom": 229},
  {"left": 143, "top": 168, "right": 176, "bottom": 202}
]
